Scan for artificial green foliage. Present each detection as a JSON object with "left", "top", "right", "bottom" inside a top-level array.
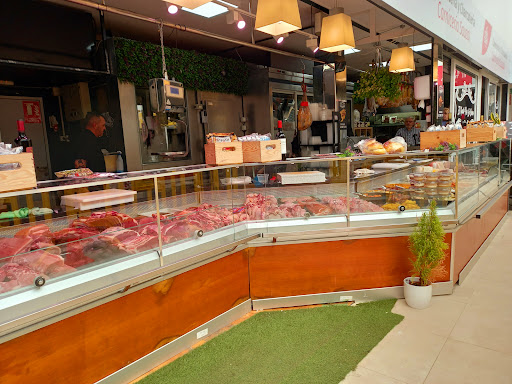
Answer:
[
  {"left": 138, "top": 300, "right": 403, "bottom": 384},
  {"left": 114, "top": 38, "right": 250, "bottom": 95},
  {"left": 353, "top": 67, "right": 401, "bottom": 103},
  {"left": 409, "top": 200, "right": 449, "bottom": 286}
]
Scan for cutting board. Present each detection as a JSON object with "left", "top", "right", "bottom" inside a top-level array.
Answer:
[
  {"left": 61, "top": 189, "right": 137, "bottom": 211},
  {"left": 371, "top": 163, "right": 410, "bottom": 170}
]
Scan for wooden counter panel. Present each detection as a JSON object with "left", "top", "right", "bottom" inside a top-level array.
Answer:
[
  {"left": 0, "top": 251, "right": 249, "bottom": 384},
  {"left": 454, "top": 191, "right": 508, "bottom": 282},
  {"left": 249, "top": 235, "right": 451, "bottom": 300}
]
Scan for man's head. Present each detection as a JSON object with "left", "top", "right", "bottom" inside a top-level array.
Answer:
[
  {"left": 85, "top": 113, "right": 106, "bottom": 138},
  {"left": 443, "top": 107, "right": 450, "bottom": 121},
  {"left": 404, "top": 117, "right": 415, "bottom": 130}
]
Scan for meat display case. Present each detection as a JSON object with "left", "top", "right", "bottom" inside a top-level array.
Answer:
[{"left": 0, "top": 139, "right": 509, "bottom": 341}]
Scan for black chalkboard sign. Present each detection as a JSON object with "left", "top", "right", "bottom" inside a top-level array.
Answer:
[{"left": 454, "top": 86, "right": 477, "bottom": 123}]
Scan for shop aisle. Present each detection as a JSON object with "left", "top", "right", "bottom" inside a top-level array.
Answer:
[{"left": 341, "top": 212, "right": 512, "bottom": 384}]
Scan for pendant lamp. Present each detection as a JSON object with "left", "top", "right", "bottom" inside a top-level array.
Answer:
[
  {"left": 163, "top": 0, "right": 211, "bottom": 10},
  {"left": 319, "top": 10, "right": 355, "bottom": 52},
  {"left": 255, "top": 0, "right": 302, "bottom": 36},
  {"left": 389, "top": 44, "right": 415, "bottom": 73}
]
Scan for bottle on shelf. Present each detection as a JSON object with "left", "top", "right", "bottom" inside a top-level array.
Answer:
[
  {"left": 276, "top": 120, "right": 286, "bottom": 161},
  {"left": 14, "top": 120, "right": 33, "bottom": 153}
]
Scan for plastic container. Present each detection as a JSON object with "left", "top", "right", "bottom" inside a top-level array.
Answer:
[
  {"left": 437, "top": 186, "right": 451, "bottom": 195},
  {"left": 437, "top": 179, "right": 451, "bottom": 187},
  {"left": 411, "top": 180, "right": 424, "bottom": 187},
  {"left": 438, "top": 171, "right": 453, "bottom": 181},
  {"left": 425, "top": 180, "right": 438, "bottom": 188},
  {"left": 411, "top": 189, "right": 426, "bottom": 199},
  {"left": 425, "top": 185, "right": 438, "bottom": 196},
  {"left": 256, "top": 173, "right": 269, "bottom": 184},
  {"left": 116, "top": 153, "right": 124, "bottom": 173},
  {"left": 412, "top": 173, "right": 426, "bottom": 181},
  {"left": 426, "top": 172, "right": 438, "bottom": 181}
]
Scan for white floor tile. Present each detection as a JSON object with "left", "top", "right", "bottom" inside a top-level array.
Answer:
[
  {"left": 341, "top": 367, "right": 407, "bottom": 384},
  {"left": 359, "top": 323, "right": 446, "bottom": 384},
  {"left": 424, "top": 339, "right": 512, "bottom": 384},
  {"left": 392, "top": 297, "right": 466, "bottom": 337}
]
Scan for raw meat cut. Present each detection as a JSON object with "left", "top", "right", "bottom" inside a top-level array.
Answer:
[
  {"left": 46, "top": 264, "right": 76, "bottom": 277},
  {"left": 0, "top": 263, "right": 42, "bottom": 286},
  {"left": 15, "top": 224, "right": 52, "bottom": 243},
  {"left": 118, "top": 235, "right": 159, "bottom": 253},
  {"left": 52, "top": 228, "right": 100, "bottom": 244},
  {"left": 63, "top": 240, "right": 94, "bottom": 268},
  {"left": 11, "top": 250, "right": 65, "bottom": 274},
  {"left": 71, "top": 211, "right": 138, "bottom": 231},
  {"left": 0, "top": 279, "right": 20, "bottom": 294},
  {"left": 0, "top": 237, "right": 34, "bottom": 261},
  {"left": 98, "top": 227, "right": 139, "bottom": 244},
  {"left": 300, "top": 201, "right": 333, "bottom": 216}
]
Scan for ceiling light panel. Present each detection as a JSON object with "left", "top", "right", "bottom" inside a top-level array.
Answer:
[
  {"left": 182, "top": 0, "right": 237, "bottom": 18},
  {"left": 411, "top": 43, "right": 432, "bottom": 52},
  {"left": 163, "top": 0, "right": 211, "bottom": 10}
]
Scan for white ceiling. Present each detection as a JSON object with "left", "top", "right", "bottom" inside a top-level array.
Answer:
[{"left": 51, "top": 0, "right": 432, "bottom": 73}]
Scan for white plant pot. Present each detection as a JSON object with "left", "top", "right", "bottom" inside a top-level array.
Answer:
[{"left": 403, "top": 277, "right": 432, "bottom": 309}]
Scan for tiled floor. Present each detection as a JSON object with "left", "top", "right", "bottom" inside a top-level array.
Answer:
[{"left": 341, "top": 212, "right": 512, "bottom": 384}]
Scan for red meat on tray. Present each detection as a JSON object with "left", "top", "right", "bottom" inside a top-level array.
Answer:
[
  {"left": 63, "top": 240, "right": 95, "bottom": 268},
  {"left": 0, "top": 237, "right": 34, "bottom": 262},
  {"left": 300, "top": 201, "right": 333, "bottom": 216},
  {"left": 118, "top": 235, "right": 159, "bottom": 254},
  {"left": 11, "top": 250, "right": 65, "bottom": 275},
  {"left": 0, "top": 263, "right": 42, "bottom": 287},
  {"left": 98, "top": 226, "right": 139, "bottom": 244},
  {"left": 52, "top": 228, "right": 100, "bottom": 244},
  {"left": 15, "top": 224, "right": 53, "bottom": 243}
]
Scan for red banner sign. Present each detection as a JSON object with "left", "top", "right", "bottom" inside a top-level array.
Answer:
[{"left": 23, "top": 101, "right": 42, "bottom": 123}]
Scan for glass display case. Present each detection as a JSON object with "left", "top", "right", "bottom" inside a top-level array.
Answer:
[{"left": 0, "top": 139, "right": 509, "bottom": 328}]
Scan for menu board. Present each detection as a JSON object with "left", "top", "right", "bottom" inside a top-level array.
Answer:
[{"left": 454, "top": 68, "right": 477, "bottom": 123}]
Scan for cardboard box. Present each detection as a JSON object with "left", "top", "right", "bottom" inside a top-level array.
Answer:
[
  {"left": 420, "top": 129, "right": 467, "bottom": 150},
  {"left": 204, "top": 142, "right": 243, "bottom": 165},
  {"left": 0, "top": 153, "right": 37, "bottom": 193},
  {"left": 242, "top": 140, "right": 281, "bottom": 163}
]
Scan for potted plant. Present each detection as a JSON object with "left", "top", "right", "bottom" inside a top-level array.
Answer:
[{"left": 404, "top": 200, "right": 448, "bottom": 309}]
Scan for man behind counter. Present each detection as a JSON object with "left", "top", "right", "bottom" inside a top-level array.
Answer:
[
  {"left": 395, "top": 116, "right": 420, "bottom": 147},
  {"left": 74, "top": 112, "right": 107, "bottom": 172}
]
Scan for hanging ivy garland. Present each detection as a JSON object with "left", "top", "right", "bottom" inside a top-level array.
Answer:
[
  {"left": 353, "top": 67, "right": 401, "bottom": 104},
  {"left": 114, "top": 38, "right": 250, "bottom": 95}
]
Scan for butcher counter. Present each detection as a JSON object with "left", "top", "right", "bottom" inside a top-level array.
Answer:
[{"left": 0, "top": 139, "right": 510, "bottom": 384}]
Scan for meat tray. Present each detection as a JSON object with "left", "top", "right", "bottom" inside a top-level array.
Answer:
[
  {"left": 277, "top": 171, "right": 326, "bottom": 185},
  {"left": 60, "top": 189, "right": 137, "bottom": 211}
]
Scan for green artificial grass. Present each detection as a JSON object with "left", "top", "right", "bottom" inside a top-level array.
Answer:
[{"left": 139, "top": 299, "right": 403, "bottom": 384}]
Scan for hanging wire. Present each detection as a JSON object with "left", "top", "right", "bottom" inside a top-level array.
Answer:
[{"left": 159, "top": 20, "right": 168, "bottom": 80}]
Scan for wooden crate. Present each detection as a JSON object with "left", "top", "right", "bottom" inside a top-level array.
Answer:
[
  {"left": 204, "top": 141, "right": 243, "bottom": 165},
  {"left": 420, "top": 129, "right": 467, "bottom": 150},
  {"left": 496, "top": 125, "right": 507, "bottom": 139},
  {"left": 466, "top": 126, "right": 497, "bottom": 142},
  {"left": 0, "top": 153, "right": 36, "bottom": 193},
  {"left": 242, "top": 140, "right": 281, "bottom": 163}
]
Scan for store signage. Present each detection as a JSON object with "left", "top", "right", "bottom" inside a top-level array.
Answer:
[
  {"left": 379, "top": 0, "right": 512, "bottom": 82},
  {"left": 22, "top": 101, "right": 42, "bottom": 123},
  {"left": 454, "top": 68, "right": 476, "bottom": 122}
]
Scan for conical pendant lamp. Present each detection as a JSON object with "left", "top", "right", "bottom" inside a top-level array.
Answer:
[
  {"left": 319, "top": 10, "right": 355, "bottom": 52},
  {"left": 389, "top": 44, "right": 415, "bottom": 73},
  {"left": 255, "top": 0, "right": 302, "bottom": 36}
]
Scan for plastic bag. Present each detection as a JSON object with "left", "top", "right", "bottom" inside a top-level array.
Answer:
[
  {"left": 355, "top": 138, "right": 387, "bottom": 155},
  {"left": 383, "top": 136, "right": 407, "bottom": 154}
]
